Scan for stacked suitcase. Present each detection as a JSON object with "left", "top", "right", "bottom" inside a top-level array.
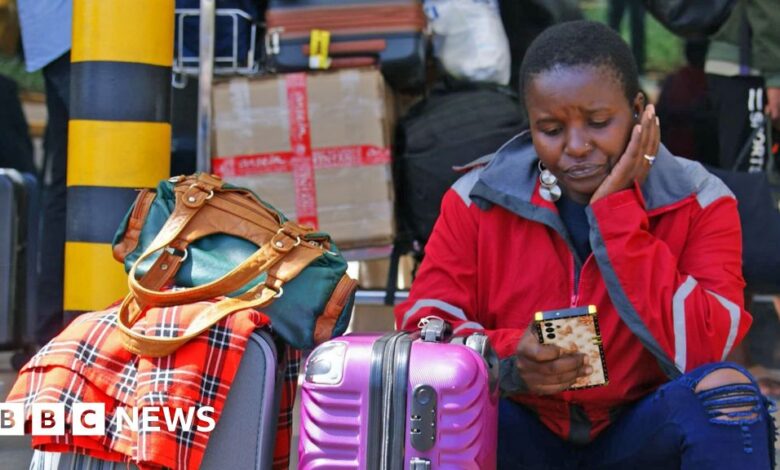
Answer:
[{"left": 265, "top": 0, "right": 427, "bottom": 91}]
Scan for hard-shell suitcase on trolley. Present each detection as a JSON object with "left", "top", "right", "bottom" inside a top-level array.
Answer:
[
  {"left": 0, "top": 169, "right": 39, "bottom": 349},
  {"left": 265, "top": 0, "right": 427, "bottom": 91},
  {"left": 29, "top": 329, "right": 286, "bottom": 470},
  {"left": 299, "top": 318, "right": 500, "bottom": 469}
]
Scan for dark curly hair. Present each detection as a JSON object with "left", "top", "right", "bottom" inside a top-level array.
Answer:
[{"left": 519, "top": 20, "right": 640, "bottom": 105}]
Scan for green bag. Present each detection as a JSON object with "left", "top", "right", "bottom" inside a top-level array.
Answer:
[{"left": 112, "top": 173, "right": 357, "bottom": 353}]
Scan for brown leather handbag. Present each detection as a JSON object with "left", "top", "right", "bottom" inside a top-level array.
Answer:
[{"left": 113, "top": 173, "right": 357, "bottom": 357}]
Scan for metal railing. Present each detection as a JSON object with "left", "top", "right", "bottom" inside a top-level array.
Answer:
[{"left": 172, "top": 7, "right": 262, "bottom": 89}]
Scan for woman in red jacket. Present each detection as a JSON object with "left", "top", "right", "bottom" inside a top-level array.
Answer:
[{"left": 395, "top": 20, "right": 775, "bottom": 468}]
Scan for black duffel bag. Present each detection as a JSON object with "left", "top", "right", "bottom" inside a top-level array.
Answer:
[
  {"left": 707, "top": 166, "right": 780, "bottom": 294},
  {"left": 643, "top": 0, "right": 737, "bottom": 38},
  {"left": 394, "top": 80, "right": 526, "bottom": 252},
  {"left": 706, "top": 122, "right": 780, "bottom": 294},
  {"left": 384, "top": 80, "right": 526, "bottom": 304}
]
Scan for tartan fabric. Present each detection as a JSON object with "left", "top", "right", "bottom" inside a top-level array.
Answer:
[
  {"left": 6, "top": 299, "right": 300, "bottom": 470},
  {"left": 274, "top": 348, "right": 301, "bottom": 470}
]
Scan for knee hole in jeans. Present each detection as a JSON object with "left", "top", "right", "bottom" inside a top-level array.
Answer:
[
  {"left": 694, "top": 368, "right": 764, "bottom": 453},
  {"left": 695, "top": 368, "right": 760, "bottom": 424}
]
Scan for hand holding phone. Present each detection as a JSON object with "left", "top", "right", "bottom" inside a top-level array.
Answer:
[
  {"left": 513, "top": 322, "right": 591, "bottom": 395},
  {"left": 534, "top": 305, "right": 608, "bottom": 390}
]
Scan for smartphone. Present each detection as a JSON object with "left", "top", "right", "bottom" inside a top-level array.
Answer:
[{"left": 534, "top": 305, "right": 608, "bottom": 390}]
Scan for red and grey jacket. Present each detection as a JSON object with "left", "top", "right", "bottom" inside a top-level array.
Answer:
[{"left": 395, "top": 132, "right": 751, "bottom": 443}]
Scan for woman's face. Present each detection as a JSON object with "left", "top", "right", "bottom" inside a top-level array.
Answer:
[{"left": 525, "top": 65, "right": 644, "bottom": 204}]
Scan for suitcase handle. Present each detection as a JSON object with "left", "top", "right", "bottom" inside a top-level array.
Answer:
[
  {"left": 328, "top": 57, "right": 378, "bottom": 68},
  {"left": 302, "top": 39, "right": 386, "bottom": 55},
  {"left": 419, "top": 317, "right": 452, "bottom": 342},
  {"left": 466, "top": 333, "right": 500, "bottom": 393},
  {"left": 301, "top": 39, "right": 385, "bottom": 67}
]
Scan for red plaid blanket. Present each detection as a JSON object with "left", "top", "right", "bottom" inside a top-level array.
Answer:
[{"left": 6, "top": 299, "right": 300, "bottom": 470}]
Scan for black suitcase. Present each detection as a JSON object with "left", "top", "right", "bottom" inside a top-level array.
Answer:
[
  {"left": 265, "top": 0, "right": 427, "bottom": 91},
  {"left": 0, "top": 169, "right": 39, "bottom": 350}
]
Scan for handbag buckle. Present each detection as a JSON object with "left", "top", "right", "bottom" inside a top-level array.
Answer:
[
  {"left": 262, "top": 276, "right": 284, "bottom": 299},
  {"left": 271, "top": 228, "right": 301, "bottom": 253},
  {"left": 274, "top": 226, "right": 302, "bottom": 249},
  {"left": 188, "top": 183, "right": 214, "bottom": 200},
  {"left": 273, "top": 286, "right": 284, "bottom": 299},
  {"left": 183, "top": 183, "right": 215, "bottom": 208},
  {"left": 165, "top": 246, "right": 188, "bottom": 262}
]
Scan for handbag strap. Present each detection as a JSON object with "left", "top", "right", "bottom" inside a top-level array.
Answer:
[
  {"left": 116, "top": 281, "right": 279, "bottom": 357},
  {"left": 132, "top": 175, "right": 227, "bottom": 291},
  {"left": 128, "top": 224, "right": 319, "bottom": 307},
  {"left": 134, "top": 190, "right": 298, "bottom": 294},
  {"left": 117, "top": 235, "right": 321, "bottom": 356},
  {"left": 128, "top": 173, "right": 322, "bottom": 307},
  {"left": 115, "top": 173, "right": 327, "bottom": 356}
]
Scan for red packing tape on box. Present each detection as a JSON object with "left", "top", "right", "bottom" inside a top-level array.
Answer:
[{"left": 212, "top": 73, "right": 392, "bottom": 230}]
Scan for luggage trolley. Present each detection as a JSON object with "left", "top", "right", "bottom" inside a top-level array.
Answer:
[
  {"left": 174, "top": 1, "right": 410, "bottom": 307},
  {"left": 30, "top": 3, "right": 288, "bottom": 469}
]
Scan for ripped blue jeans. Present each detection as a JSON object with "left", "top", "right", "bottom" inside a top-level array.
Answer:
[{"left": 497, "top": 362, "right": 777, "bottom": 469}]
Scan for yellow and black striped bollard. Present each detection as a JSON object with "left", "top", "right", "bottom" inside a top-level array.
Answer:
[{"left": 64, "top": 0, "right": 174, "bottom": 321}]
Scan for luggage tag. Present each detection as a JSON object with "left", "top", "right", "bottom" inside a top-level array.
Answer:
[
  {"left": 534, "top": 305, "right": 609, "bottom": 390},
  {"left": 308, "top": 29, "right": 332, "bottom": 70}
]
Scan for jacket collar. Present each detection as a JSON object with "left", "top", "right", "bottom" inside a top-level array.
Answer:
[{"left": 470, "top": 131, "right": 696, "bottom": 214}]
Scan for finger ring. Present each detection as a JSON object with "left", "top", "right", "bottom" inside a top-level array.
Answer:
[{"left": 643, "top": 154, "right": 656, "bottom": 164}]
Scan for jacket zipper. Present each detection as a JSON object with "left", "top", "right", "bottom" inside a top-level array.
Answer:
[
  {"left": 570, "top": 255, "right": 578, "bottom": 307},
  {"left": 570, "top": 254, "right": 594, "bottom": 307}
]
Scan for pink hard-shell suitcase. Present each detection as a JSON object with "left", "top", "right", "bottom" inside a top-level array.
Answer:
[{"left": 299, "top": 318, "right": 499, "bottom": 469}]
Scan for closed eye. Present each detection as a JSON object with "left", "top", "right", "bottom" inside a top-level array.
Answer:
[
  {"left": 589, "top": 118, "right": 611, "bottom": 129},
  {"left": 540, "top": 126, "right": 562, "bottom": 136}
]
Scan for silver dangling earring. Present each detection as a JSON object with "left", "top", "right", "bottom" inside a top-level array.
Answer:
[{"left": 538, "top": 161, "right": 561, "bottom": 202}]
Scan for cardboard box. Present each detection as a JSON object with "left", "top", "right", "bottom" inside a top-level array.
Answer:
[
  {"left": 0, "top": 1, "right": 20, "bottom": 57},
  {"left": 357, "top": 255, "right": 415, "bottom": 290},
  {"left": 212, "top": 67, "right": 396, "bottom": 249},
  {"left": 347, "top": 304, "right": 397, "bottom": 333}
]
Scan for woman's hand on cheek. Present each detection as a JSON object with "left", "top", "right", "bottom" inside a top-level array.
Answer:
[
  {"left": 513, "top": 324, "right": 591, "bottom": 395},
  {"left": 590, "top": 104, "right": 660, "bottom": 204}
]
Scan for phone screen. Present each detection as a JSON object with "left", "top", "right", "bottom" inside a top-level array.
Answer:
[{"left": 534, "top": 305, "right": 608, "bottom": 390}]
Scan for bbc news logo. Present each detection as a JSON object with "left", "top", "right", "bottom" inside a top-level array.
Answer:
[{"left": 0, "top": 403, "right": 216, "bottom": 436}]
